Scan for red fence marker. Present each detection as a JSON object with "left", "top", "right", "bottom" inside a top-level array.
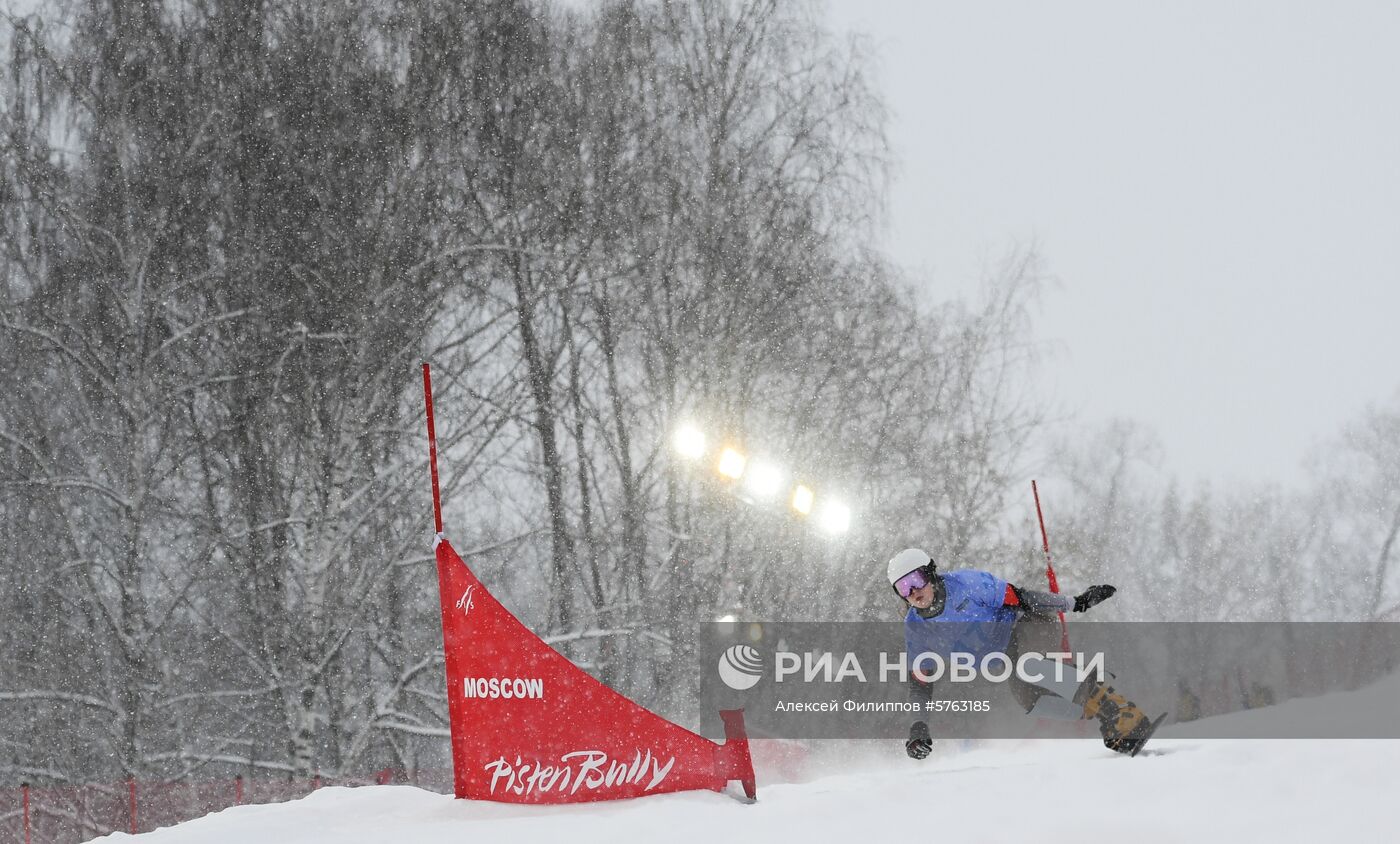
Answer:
[
  {"left": 6, "top": 772, "right": 464, "bottom": 841},
  {"left": 128, "top": 776, "right": 138, "bottom": 835}
]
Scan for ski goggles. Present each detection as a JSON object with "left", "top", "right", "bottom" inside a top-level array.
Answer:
[{"left": 894, "top": 569, "right": 929, "bottom": 598}]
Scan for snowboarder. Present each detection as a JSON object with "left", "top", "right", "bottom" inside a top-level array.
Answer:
[{"left": 886, "top": 547, "right": 1157, "bottom": 758}]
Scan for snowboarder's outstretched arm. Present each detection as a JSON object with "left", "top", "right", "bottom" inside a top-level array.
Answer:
[
  {"left": 1004, "top": 583, "right": 1116, "bottom": 620},
  {"left": 909, "top": 671, "right": 933, "bottom": 706},
  {"left": 905, "top": 720, "right": 932, "bottom": 759},
  {"left": 905, "top": 674, "right": 934, "bottom": 758}
]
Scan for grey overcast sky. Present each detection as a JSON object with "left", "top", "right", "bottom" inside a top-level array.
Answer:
[{"left": 824, "top": 0, "right": 1400, "bottom": 488}]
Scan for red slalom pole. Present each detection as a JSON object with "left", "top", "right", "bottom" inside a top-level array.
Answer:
[
  {"left": 422, "top": 363, "right": 443, "bottom": 535},
  {"left": 22, "top": 783, "right": 29, "bottom": 844},
  {"left": 1032, "top": 480, "right": 1071, "bottom": 652}
]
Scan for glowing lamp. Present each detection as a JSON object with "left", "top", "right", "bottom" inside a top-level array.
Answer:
[
  {"left": 819, "top": 500, "right": 851, "bottom": 535},
  {"left": 674, "top": 425, "right": 706, "bottom": 460},
  {"left": 717, "top": 447, "right": 747, "bottom": 480},
  {"left": 791, "top": 485, "right": 814, "bottom": 516},
  {"left": 744, "top": 460, "right": 784, "bottom": 499}
]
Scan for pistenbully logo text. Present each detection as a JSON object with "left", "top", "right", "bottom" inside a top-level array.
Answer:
[{"left": 717, "top": 644, "right": 763, "bottom": 690}]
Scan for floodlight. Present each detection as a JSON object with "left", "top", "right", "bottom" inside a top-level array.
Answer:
[
  {"left": 674, "top": 424, "right": 706, "bottom": 460},
  {"left": 744, "top": 460, "right": 784, "bottom": 499},
  {"left": 818, "top": 499, "right": 851, "bottom": 535},
  {"left": 791, "top": 484, "right": 814, "bottom": 516},
  {"left": 717, "top": 447, "right": 747, "bottom": 479}
]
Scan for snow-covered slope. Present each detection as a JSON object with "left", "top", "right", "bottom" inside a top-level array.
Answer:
[{"left": 96, "top": 677, "right": 1400, "bottom": 844}]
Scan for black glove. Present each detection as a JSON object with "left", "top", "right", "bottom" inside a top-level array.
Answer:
[
  {"left": 1073, "top": 584, "right": 1116, "bottom": 613},
  {"left": 905, "top": 721, "right": 932, "bottom": 760}
]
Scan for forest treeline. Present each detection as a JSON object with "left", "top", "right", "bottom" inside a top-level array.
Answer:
[
  {"left": 0, "top": 0, "right": 1040, "bottom": 783},
  {"left": 2, "top": 0, "right": 1396, "bottom": 787}
]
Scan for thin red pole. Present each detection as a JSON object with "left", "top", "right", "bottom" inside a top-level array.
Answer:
[
  {"left": 234, "top": 775, "right": 243, "bottom": 806},
  {"left": 1032, "top": 480, "right": 1071, "bottom": 652},
  {"left": 127, "top": 777, "right": 137, "bottom": 835},
  {"left": 422, "top": 362, "right": 444, "bottom": 535},
  {"left": 21, "top": 783, "right": 29, "bottom": 844}
]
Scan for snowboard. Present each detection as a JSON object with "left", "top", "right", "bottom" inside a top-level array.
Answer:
[{"left": 1128, "top": 712, "right": 1170, "bottom": 758}]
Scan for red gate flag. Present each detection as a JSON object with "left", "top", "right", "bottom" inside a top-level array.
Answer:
[
  {"left": 431, "top": 537, "right": 756, "bottom": 802},
  {"left": 423, "top": 363, "right": 756, "bottom": 804}
]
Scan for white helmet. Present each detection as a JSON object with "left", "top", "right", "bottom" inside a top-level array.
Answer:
[{"left": 886, "top": 547, "right": 934, "bottom": 585}]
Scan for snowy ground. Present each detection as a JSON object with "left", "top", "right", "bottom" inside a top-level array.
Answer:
[{"left": 96, "top": 677, "right": 1400, "bottom": 844}]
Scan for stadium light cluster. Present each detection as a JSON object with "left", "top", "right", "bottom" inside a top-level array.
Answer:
[{"left": 671, "top": 423, "right": 852, "bottom": 536}]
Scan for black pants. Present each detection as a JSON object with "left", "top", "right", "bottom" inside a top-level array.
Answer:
[
  {"left": 1006, "top": 614, "right": 1075, "bottom": 713},
  {"left": 907, "top": 614, "right": 1079, "bottom": 715}
]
